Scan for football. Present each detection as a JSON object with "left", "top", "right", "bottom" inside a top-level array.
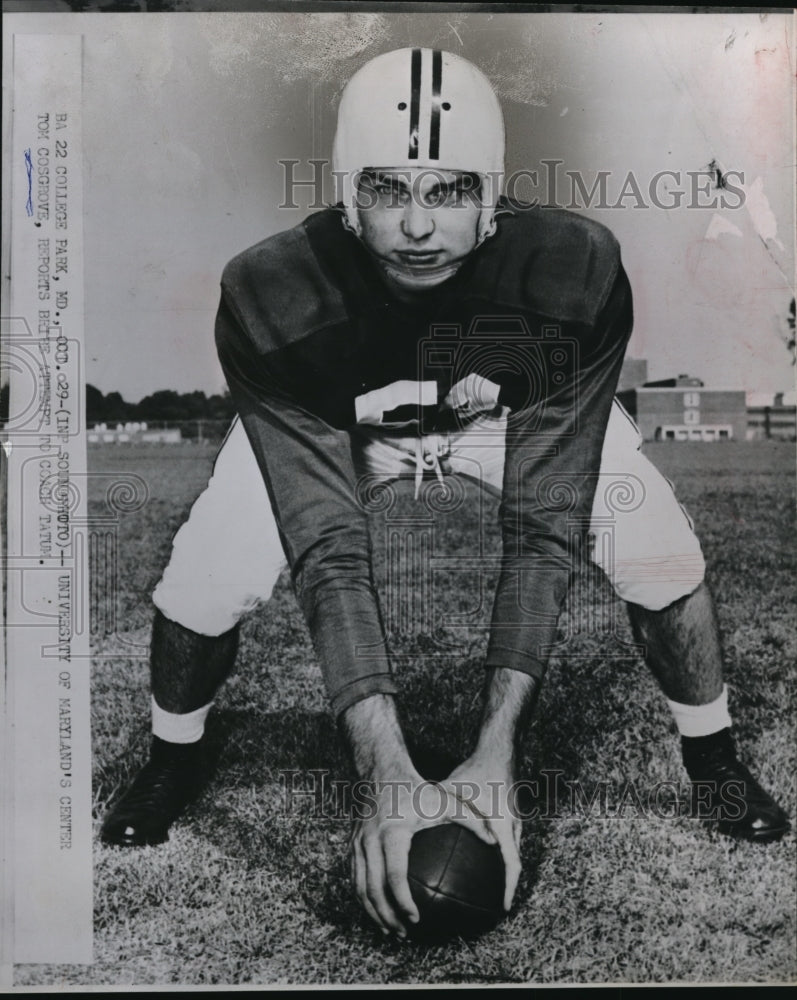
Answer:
[{"left": 407, "top": 822, "right": 505, "bottom": 942}]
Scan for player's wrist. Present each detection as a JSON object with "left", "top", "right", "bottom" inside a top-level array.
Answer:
[
  {"left": 341, "top": 693, "right": 414, "bottom": 781},
  {"left": 465, "top": 741, "right": 517, "bottom": 782},
  {"left": 472, "top": 667, "right": 541, "bottom": 771},
  {"left": 369, "top": 755, "right": 419, "bottom": 786}
]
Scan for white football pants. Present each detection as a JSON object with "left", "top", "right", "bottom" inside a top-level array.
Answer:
[{"left": 153, "top": 400, "right": 705, "bottom": 636}]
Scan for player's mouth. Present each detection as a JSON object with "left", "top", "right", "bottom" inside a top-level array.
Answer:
[
  {"left": 365, "top": 246, "right": 468, "bottom": 293},
  {"left": 394, "top": 250, "right": 446, "bottom": 269},
  {"left": 382, "top": 252, "right": 463, "bottom": 289}
]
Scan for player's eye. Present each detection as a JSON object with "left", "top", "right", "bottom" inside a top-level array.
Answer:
[
  {"left": 438, "top": 186, "right": 464, "bottom": 206},
  {"left": 358, "top": 176, "right": 408, "bottom": 207},
  {"left": 443, "top": 174, "right": 482, "bottom": 207},
  {"left": 376, "top": 181, "right": 409, "bottom": 203},
  {"left": 423, "top": 180, "right": 475, "bottom": 207},
  {"left": 417, "top": 185, "right": 449, "bottom": 207}
]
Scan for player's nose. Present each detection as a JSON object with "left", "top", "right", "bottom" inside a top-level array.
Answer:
[{"left": 400, "top": 198, "right": 435, "bottom": 241}]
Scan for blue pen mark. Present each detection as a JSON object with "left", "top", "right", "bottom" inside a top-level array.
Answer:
[{"left": 24, "top": 148, "right": 34, "bottom": 217}]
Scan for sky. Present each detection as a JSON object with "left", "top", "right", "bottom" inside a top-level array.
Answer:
[{"left": 4, "top": 9, "right": 795, "bottom": 402}]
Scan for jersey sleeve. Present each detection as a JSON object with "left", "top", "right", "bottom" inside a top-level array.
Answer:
[
  {"left": 215, "top": 280, "right": 398, "bottom": 717},
  {"left": 485, "top": 263, "right": 634, "bottom": 679}
]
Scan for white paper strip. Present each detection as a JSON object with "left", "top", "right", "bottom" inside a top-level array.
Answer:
[{"left": 5, "top": 32, "right": 92, "bottom": 965}]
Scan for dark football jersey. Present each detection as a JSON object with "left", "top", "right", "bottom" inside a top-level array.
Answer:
[{"left": 216, "top": 201, "right": 633, "bottom": 715}]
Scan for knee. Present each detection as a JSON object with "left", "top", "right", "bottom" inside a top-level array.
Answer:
[
  {"left": 591, "top": 508, "right": 707, "bottom": 611},
  {"left": 608, "top": 542, "right": 706, "bottom": 611},
  {"left": 152, "top": 502, "right": 286, "bottom": 636},
  {"left": 152, "top": 573, "right": 264, "bottom": 637}
]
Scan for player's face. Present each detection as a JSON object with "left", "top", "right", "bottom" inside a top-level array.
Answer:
[{"left": 355, "top": 168, "right": 482, "bottom": 294}]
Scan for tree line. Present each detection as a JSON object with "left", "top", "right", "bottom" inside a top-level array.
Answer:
[
  {"left": 0, "top": 383, "right": 237, "bottom": 430},
  {"left": 86, "top": 385, "right": 237, "bottom": 424}
]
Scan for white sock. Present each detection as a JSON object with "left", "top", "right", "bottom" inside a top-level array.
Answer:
[
  {"left": 151, "top": 696, "right": 212, "bottom": 744},
  {"left": 665, "top": 684, "right": 732, "bottom": 738}
]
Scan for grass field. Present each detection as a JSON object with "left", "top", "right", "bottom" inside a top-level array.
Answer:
[{"left": 15, "top": 439, "right": 797, "bottom": 986}]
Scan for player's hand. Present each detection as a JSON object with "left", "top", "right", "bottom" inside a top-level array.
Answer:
[
  {"left": 441, "top": 756, "right": 522, "bottom": 913},
  {"left": 349, "top": 766, "right": 497, "bottom": 938},
  {"left": 440, "top": 373, "right": 501, "bottom": 418}
]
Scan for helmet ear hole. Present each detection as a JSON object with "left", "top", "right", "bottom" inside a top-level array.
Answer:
[
  {"left": 442, "top": 102, "right": 451, "bottom": 111},
  {"left": 341, "top": 210, "right": 361, "bottom": 238},
  {"left": 397, "top": 101, "right": 407, "bottom": 111},
  {"left": 477, "top": 214, "right": 498, "bottom": 245}
]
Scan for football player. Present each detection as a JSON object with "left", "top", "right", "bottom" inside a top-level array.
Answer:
[{"left": 102, "top": 48, "right": 789, "bottom": 938}]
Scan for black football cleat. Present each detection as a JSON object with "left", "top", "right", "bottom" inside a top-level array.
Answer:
[
  {"left": 101, "top": 736, "right": 204, "bottom": 847},
  {"left": 682, "top": 728, "right": 791, "bottom": 843}
]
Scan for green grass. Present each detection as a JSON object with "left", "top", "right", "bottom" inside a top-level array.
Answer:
[{"left": 14, "top": 439, "right": 797, "bottom": 986}]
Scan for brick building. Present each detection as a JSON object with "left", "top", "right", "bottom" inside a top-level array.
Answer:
[{"left": 616, "top": 375, "right": 747, "bottom": 442}]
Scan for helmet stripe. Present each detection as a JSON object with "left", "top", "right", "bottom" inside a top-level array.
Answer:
[
  {"left": 429, "top": 49, "right": 442, "bottom": 159},
  {"left": 408, "top": 47, "right": 421, "bottom": 160}
]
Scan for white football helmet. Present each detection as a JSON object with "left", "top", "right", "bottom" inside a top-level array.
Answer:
[{"left": 332, "top": 48, "right": 505, "bottom": 245}]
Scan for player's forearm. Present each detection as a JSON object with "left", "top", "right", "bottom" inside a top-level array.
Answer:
[
  {"left": 341, "top": 694, "right": 415, "bottom": 782},
  {"left": 215, "top": 288, "right": 398, "bottom": 716},
  {"left": 487, "top": 267, "right": 634, "bottom": 680},
  {"left": 471, "top": 668, "right": 540, "bottom": 773}
]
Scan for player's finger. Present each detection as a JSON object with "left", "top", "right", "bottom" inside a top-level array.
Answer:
[
  {"left": 382, "top": 827, "right": 419, "bottom": 925},
  {"left": 457, "top": 809, "right": 497, "bottom": 845},
  {"left": 499, "top": 837, "right": 522, "bottom": 912},
  {"left": 363, "top": 835, "right": 406, "bottom": 936},
  {"left": 439, "top": 783, "right": 497, "bottom": 845},
  {"left": 351, "top": 834, "right": 389, "bottom": 935}
]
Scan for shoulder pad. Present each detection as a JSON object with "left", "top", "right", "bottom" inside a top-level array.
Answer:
[
  {"left": 474, "top": 203, "right": 622, "bottom": 325},
  {"left": 220, "top": 209, "right": 348, "bottom": 347}
]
